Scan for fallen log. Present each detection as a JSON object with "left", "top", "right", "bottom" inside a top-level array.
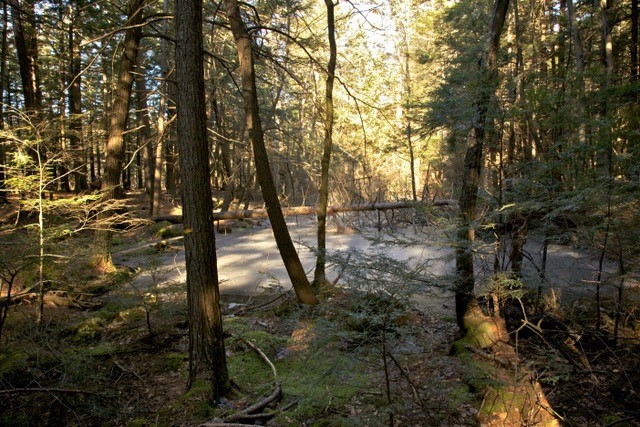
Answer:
[
  {"left": 0, "top": 290, "right": 101, "bottom": 309},
  {"left": 153, "top": 199, "right": 456, "bottom": 224}
]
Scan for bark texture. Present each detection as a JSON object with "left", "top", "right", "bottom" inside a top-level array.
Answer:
[
  {"left": 225, "top": 0, "right": 317, "bottom": 305},
  {"left": 10, "top": 0, "right": 41, "bottom": 112},
  {"left": 94, "top": 0, "right": 146, "bottom": 268},
  {"left": 314, "top": 0, "right": 337, "bottom": 286},
  {"left": 176, "top": 0, "right": 229, "bottom": 401},
  {"left": 455, "top": 0, "right": 510, "bottom": 329},
  {"left": 68, "top": 0, "right": 86, "bottom": 191},
  {"left": 0, "top": 2, "right": 8, "bottom": 204}
]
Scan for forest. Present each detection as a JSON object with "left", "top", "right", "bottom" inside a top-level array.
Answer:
[{"left": 0, "top": 0, "right": 639, "bottom": 425}]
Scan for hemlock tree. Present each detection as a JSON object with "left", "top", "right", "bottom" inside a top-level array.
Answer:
[
  {"left": 176, "top": 0, "right": 229, "bottom": 401},
  {"left": 455, "top": 0, "right": 510, "bottom": 330},
  {"left": 314, "top": 0, "right": 337, "bottom": 287},
  {"left": 225, "top": 0, "right": 317, "bottom": 305},
  {"left": 93, "top": 0, "right": 146, "bottom": 270}
]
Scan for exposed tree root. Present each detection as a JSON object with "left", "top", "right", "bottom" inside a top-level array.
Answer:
[
  {"left": 203, "top": 336, "right": 289, "bottom": 425},
  {"left": 452, "top": 304, "right": 561, "bottom": 426}
]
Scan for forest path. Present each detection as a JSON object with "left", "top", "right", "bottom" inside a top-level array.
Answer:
[{"left": 112, "top": 217, "right": 638, "bottom": 313}]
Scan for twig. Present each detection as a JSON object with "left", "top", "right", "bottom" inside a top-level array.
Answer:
[
  {"left": 219, "top": 336, "right": 282, "bottom": 424},
  {"left": 238, "top": 291, "right": 292, "bottom": 313},
  {"left": 385, "top": 350, "right": 423, "bottom": 405},
  {"left": 224, "top": 384, "right": 282, "bottom": 422},
  {"left": 464, "top": 345, "right": 519, "bottom": 371},
  {"left": 113, "top": 359, "right": 145, "bottom": 383},
  {"left": 200, "top": 423, "right": 256, "bottom": 427},
  {"left": 239, "top": 337, "right": 277, "bottom": 380},
  {"left": 332, "top": 252, "right": 352, "bottom": 286},
  {"left": 224, "top": 412, "right": 276, "bottom": 422},
  {"left": 603, "top": 416, "right": 637, "bottom": 426}
]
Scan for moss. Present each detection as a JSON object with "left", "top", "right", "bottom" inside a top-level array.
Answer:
[
  {"left": 116, "top": 306, "right": 146, "bottom": 323},
  {"left": 182, "top": 378, "right": 211, "bottom": 400},
  {"left": 95, "top": 304, "right": 120, "bottom": 321},
  {"left": 601, "top": 413, "right": 633, "bottom": 427},
  {"left": 227, "top": 349, "right": 273, "bottom": 396},
  {"left": 449, "top": 384, "right": 476, "bottom": 407},
  {"left": 148, "top": 221, "right": 172, "bottom": 235},
  {"left": 109, "top": 267, "right": 137, "bottom": 286},
  {"left": 311, "top": 418, "right": 359, "bottom": 427},
  {"left": 275, "top": 329, "right": 375, "bottom": 421},
  {"left": 83, "top": 281, "right": 112, "bottom": 295},
  {"left": 0, "top": 352, "right": 29, "bottom": 377},
  {"left": 125, "top": 418, "right": 148, "bottom": 427},
  {"left": 451, "top": 306, "right": 508, "bottom": 355},
  {"left": 155, "top": 223, "right": 184, "bottom": 239},
  {"left": 225, "top": 312, "right": 376, "bottom": 425},
  {"left": 87, "top": 344, "right": 118, "bottom": 358},
  {"left": 162, "top": 353, "right": 186, "bottom": 371},
  {"left": 240, "top": 330, "right": 287, "bottom": 358},
  {"left": 75, "top": 317, "right": 105, "bottom": 342},
  {"left": 479, "top": 386, "right": 526, "bottom": 416}
]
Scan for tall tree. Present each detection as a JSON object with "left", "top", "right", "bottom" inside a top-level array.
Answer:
[
  {"left": 0, "top": 1, "right": 8, "bottom": 204},
  {"left": 68, "top": 0, "right": 87, "bottom": 191},
  {"left": 93, "top": 0, "right": 147, "bottom": 269},
  {"left": 10, "top": 0, "right": 41, "bottom": 113},
  {"left": 455, "top": 0, "right": 510, "bottom": 329},
  {"left": 314, "top": 0, "right": 337, "bottom": 287},
  {"left": 225, "top": 0, "right": 317, "bottom": 305},
  {"left": 176, "top": 0, "right": 229, "bottom": 401}
]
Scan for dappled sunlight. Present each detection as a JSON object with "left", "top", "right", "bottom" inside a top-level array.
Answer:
[{"left": 113, "top": 218, "right": 624, "bottom": 309}]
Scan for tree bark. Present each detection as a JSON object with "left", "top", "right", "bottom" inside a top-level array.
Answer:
[
  {"left": 633, "top": 0, "right": 638, "bottom": 81},
  {"left": 151, "top": 0, "right": 170, "bottom": 216},
  {"left": 164, "top": 79, "right": 177, "bottom": 196},
  {"left": 314, "top": 0, "right": 337, "bottom": 286},
  {"left": 0, "top": 1, "right": 8, "bottom": 204},
  {"left": 93, "top": 0, "right": 146, "bottom": 269},
  {"left": 134, "top": 60, "right": 153, "bottom": 205},
  {"left": 10, "top": 0, "right": 41, "bottom": 112},
  {"left": 225, "top": 0, "right": 317, "bottom": 305},
  {"left": 455, "top": 0, "right": 510, "bottom": 330},
  {"left": 176, "top": 0, "right": 229, "bottom": 402},
  {"left": 68, "top": 0, "right": 87, "bottom": 191}
]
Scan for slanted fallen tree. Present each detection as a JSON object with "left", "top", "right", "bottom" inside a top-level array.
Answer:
[{"left": 152, "top": 199, "right": 456, "bottom": 223}]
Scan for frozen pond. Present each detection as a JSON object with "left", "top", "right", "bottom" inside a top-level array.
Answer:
[{"left": 113, "top": 216, "right": 637, "bottom": 310}]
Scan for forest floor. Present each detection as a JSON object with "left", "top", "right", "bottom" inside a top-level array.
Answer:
[{"left": 1, "top": 192, "right": 640, "bottom": 426}]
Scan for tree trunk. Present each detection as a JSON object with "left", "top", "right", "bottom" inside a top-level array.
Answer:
[
  {"left": 0, "top": 1, "right": 8, "bottom": 204},
  {"left": 93, "top": 0, "right": 146, "bottom": 269},
  {"left": 10, "top": 0, "right": 42, "bottom": 166},
  {"left": 68, "top": 0, "right": 87, "bottom": 192},
  {"left": 134, "top": 62, "right": 153, "bottom": 205},
  {"left": 314, "top": 0, "right": 337, "bottom": 286},
  {"left": 455, "top": 0, "right": 510, "bottom": 330},
  {"left": 164, "top": 76, "right": 177, "bottom": 196},
  {"left": 10, "top": 0, "right": 41, "bottom": 112},
  {"left": 176, "top": 0, "right": 229, "bottom": 402},
  {"left": 150, "top": 0, "right": 170, "bottom": 216},
  {"left": 225, "top": 0, "right": 317, "bottom": 305},
  {"left": 633, "top": 0, "right": 638, "bottom": 81}
]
